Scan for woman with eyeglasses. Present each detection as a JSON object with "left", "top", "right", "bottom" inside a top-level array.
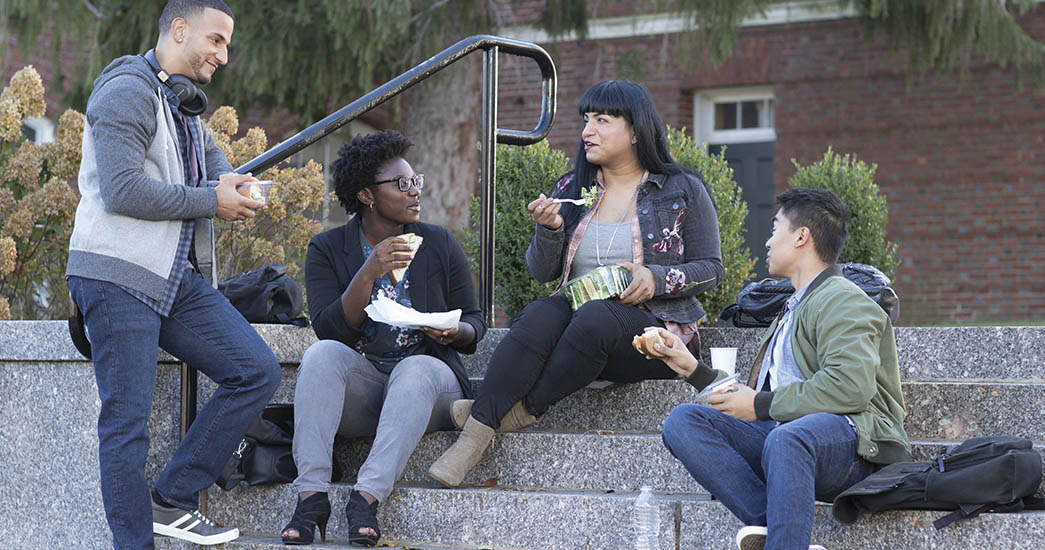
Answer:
[
  {"left": 279, "top": 130, "right": 486, "bottom": 546},
  {"left": 428, "top": 80, "right": 723, "bottom": 487}
]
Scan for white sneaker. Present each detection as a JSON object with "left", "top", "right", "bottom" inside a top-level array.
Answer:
[
  {"left": 736, "top": 526, "right": 827, "bottom": 550},
  {"left": 736, "top": 526, "right": 767, "bottom": 550}
]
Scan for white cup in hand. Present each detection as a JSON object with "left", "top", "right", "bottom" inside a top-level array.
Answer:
[{"left": 710, "top": 347, "right": 738, "bottom": 376}]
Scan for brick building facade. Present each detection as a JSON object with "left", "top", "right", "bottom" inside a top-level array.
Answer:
[{"left": 495, "top": 1, "right": 1045, "bottom": 325}]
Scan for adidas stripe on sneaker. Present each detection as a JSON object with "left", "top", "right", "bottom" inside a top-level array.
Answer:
[{"left": 152, "top": 499, "right": 239, "bottom": 545}]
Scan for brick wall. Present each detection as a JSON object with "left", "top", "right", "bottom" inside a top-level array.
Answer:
[{"left": 496, "top": 10, "right": 1045, "bottom": 325}]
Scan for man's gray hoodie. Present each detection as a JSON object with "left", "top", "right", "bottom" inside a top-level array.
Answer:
[{"left": 67, "top": 54, "right": 233, "bottom": 300}]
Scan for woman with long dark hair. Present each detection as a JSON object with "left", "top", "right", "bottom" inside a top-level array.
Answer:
[
  {"left": 279, "top": 131, "right": 485, "bottom": 545},
  {"left": 428, "top": 80, "right": 723, "bottom": 487}
]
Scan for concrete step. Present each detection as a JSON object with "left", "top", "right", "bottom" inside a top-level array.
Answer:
[
  {"left": 12, "top": 322, "right": 1045, "bottom": 382},
  {"left": 329, "top": 428, "right": 1045, "bottom": 495},
  {"left": 202, "top": 483, "right": 1045, "bottom": 550},
  {"left": 155, "top": 533, "right": 526, "bottom": 549},
  {"left": 210, "top": 376, "right": 1045, "bottom": 445},
  {"left": 452, "top": 380, "right": 1045, "bottom": 441},
  {"left": 462, "top": 326, "right": 1045, "bottom": 381}
]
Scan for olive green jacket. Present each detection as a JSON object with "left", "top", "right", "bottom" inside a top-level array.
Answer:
[{"left": 688, "top": 265, "right": 911, "bottom": 464}]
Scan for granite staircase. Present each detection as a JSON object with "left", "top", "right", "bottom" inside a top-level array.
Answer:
[
  {"left": 3, "top": 323, "right": 1044, "bottom": 549},
  {"left": 191, "top": 326, "right": 1045, "bottom": 550}
]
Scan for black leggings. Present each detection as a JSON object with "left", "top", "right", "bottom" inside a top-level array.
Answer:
[{"left": 470, "top": 295, "right": 677, "bottom": 429}]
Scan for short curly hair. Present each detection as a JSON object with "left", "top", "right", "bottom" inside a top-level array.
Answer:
[{"left": 331, "top": 130, "right": 414, "bottom": 215}]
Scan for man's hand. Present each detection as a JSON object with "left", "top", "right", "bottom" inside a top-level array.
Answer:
[
  {"left": 708, "top": 385, "right": 758, "bottom": 422},
  {"left": 216, "top": 173, "right": 264, "bottom": 221},
  {"left": 643, "top": 327, "right": 698, "bottom": 378},
  {"left": 617, "top": 262, "right": 655, "bottom": 305}
]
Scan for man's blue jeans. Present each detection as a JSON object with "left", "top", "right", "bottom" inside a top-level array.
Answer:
[
  {"left": 662, "top": 404, "right": 876, "bottom": 550},
  {"left": 69, "top": 270, "right": 281, "bottom": 550}
]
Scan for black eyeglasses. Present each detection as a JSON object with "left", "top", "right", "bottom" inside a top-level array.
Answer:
[{"left": 372, "top": 173, "right": 424, "bottom": 192}]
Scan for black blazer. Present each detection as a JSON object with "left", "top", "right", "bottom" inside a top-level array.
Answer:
[{"left": 305, "top": 215, "right": 486, "bottom": 398}]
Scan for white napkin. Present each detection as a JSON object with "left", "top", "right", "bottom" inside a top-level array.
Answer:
[{"left": 364, "top": 294, "right": 461, "bottom": 330}]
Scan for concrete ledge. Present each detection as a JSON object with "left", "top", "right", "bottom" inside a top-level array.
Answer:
[
  {"left": 0, "top": 358, "right": 185, "bottom": 550},
  {"left": 7, "top": 322, "right": 1045, "bottom": 380}
]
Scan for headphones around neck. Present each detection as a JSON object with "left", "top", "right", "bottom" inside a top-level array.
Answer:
[{"left": 143, "top": 49, "right": 208, "bottom": 116}]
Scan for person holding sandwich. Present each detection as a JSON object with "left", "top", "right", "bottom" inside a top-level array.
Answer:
[{"left": 279, "top": 130, "right": 486, "bottom": 546}]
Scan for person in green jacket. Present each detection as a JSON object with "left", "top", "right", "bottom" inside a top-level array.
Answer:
[{"left": 655, "top": 188, "right": 910, "bottom": 550}]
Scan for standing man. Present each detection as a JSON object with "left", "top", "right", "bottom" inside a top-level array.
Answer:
[
  {"left": 653, "top": 188, "right": 910, "bottom": 550},
  {"left": 66, "top": 1, "right": 280, "bottom": 548}
]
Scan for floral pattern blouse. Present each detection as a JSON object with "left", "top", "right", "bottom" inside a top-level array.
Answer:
[{"left": 356, "top": 228, "right": 425, "bottom": 373}]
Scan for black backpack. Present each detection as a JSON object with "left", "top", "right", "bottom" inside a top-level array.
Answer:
[
  {"left": 218, "top": 264, "right": 307, "bottom": 326},
  {"left": 718, "top": 262, "right": 900, "bottom": 327},
  {"left": 833, "top": 436, "right": 1045, "bottom": 529},
  {"left": 216, "top": 404, "right": 298, "bottom": 490}
]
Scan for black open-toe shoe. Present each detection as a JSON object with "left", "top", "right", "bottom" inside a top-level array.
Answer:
[
  {"left": 346, "top": 490, "right": 381, "bottom": 546},
  {"left": 280, "top": 492, "right": 331, "bottom": 545}
]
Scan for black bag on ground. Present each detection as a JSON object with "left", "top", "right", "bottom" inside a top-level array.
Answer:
[
  {"left": 218, "top": 264, "right": 307, "bottom": 325},
  {"left": 216, "top": 404, "right": 298, "bottom": 490},
  {"left": 833, "top": 436, "right": 1045, "bottom": 529},
  {"left": 718, "top": 262, "right": 900, "bottom": 327}
]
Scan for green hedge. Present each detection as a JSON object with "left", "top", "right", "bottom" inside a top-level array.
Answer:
[
  {"left": 464, "top": 141, "right": 567, "bottom": 319},
  {"left": 788, "top": 148, "right": 900, "bottom": 279},
  {"left": 668, "top": 127, "right": 757, "bottom": 324}
]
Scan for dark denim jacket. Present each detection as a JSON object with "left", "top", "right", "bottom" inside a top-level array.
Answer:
[{"left": 525, "top": 170, "right": 724, "bottom": 323}]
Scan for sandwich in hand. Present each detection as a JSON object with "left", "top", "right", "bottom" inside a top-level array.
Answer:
[
  {"left": 632, "top": 328, "right": 668, "bottom": 358},
  {"left": 391, "top": 233, "right": 423, "bottom": 282}
]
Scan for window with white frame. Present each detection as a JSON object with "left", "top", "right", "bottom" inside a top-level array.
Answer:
[
  {"left": 693, "top": 87, "right": 775, "bottom": 145},
  {"left": 22, "top": 116, "right": 55, "bottom": 143}
]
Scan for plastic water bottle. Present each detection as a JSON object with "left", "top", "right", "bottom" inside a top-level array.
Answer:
[{"left": 634, "top": 485, "right": 659, "bottom": 550}]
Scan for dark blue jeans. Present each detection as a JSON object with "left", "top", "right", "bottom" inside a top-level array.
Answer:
[
  {"left": 662, "top": 404, "right": 876, "bottom": 550},
  {"left": 69, "top": 270, "right": 281, "bottom": 550}
]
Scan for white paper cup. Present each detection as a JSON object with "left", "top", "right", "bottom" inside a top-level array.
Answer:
[{"left": 710, "top": 347, "right": 738, "bottom": 376}]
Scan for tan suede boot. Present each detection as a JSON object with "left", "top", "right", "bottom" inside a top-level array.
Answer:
[
  {"left": 450, "top": 399, "right": 473, "bottom": 430},
  {"left": 499, "top": 400, "right": 538, "bottom": 432},
  {"left": 428, "top": 416, "right": 495, "bottom": 487},
  {"left": 450, "top": 400, "right": 537, "bottom": 433}
]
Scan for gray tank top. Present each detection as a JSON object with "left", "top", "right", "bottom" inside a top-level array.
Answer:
[{"left": 570, "top": 220, "right": 632, "bottom": 278}]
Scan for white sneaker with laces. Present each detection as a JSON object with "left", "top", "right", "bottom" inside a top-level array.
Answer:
[
  {"left": 736, "top": 526, "right": 767, "bottom": 550},
  {"left": 735, "top": 526, "right": 827, "bottom": 550}
]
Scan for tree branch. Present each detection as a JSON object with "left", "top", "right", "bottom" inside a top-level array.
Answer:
[{"left": 81, "top": 0, "right": 104, "bottom": 19}]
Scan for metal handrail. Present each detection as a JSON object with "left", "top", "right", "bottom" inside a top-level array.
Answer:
[{"left": 182, "top": 35, "right": 556, "bottom": 436}]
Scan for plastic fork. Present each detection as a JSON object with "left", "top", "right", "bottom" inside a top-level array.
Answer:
[{"left": 551, "top": 197, "right": 586, "bottom": 205}]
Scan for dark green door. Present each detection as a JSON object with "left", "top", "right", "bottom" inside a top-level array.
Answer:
[{"left": 708, "top": 141, "right": 774, "bottom": 279}]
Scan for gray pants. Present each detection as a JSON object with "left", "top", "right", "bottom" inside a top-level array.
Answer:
[{"left": 291, "top": 339, "right": 463, "bottom": 501}]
